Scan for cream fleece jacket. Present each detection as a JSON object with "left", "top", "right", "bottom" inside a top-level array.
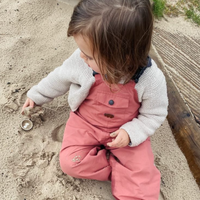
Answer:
[{"left": 27, "top": 49, "right": 168, "bottom": 147}]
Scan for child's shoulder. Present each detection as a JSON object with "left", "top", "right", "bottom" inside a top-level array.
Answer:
[
  {"left": 62, "top": 48, "right": 83, "bottom": 67},
  {"left": 135, "top": 59, "right": 167, "bottom": 102},
  {"left": 137, "top": 59, "right": 166, "bottom": 88},
  {"left": 61, "top": 48, "right": 93, "bottom": 76},
  {"left": 146, "top": 59, "right": 164, "bottom": 78}
]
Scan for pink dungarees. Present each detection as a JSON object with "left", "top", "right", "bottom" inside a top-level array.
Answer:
[{"left": 60, "top": 74, "right": 161, "bottom": 200}]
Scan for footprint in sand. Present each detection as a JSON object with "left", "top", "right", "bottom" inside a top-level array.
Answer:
[
  {"left": 2, "top": 82, "right": 26, "bottom": 112},
  {"left": 51, "top": 124, "right": 65, "bottom": 142}
]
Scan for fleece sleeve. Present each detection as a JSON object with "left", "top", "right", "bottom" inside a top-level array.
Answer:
[
  {"left": 27, "top": 49, "right": 94, "bottom": 106},
  {"left": 120, "top": 61, "right": 168, "bottom": 147}
]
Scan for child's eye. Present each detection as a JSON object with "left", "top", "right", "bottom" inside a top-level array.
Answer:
[{"left": 88, "top": 57, "right": 93, "bottom": 61}]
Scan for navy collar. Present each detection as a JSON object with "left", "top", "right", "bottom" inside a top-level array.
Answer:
[
  {"left": 132, "top": 56, "right": 152, "bottom": 83},
  {"left": 93, "top": 56, "right": 152, "bottom": 83}
]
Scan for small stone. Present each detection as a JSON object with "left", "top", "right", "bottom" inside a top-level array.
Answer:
[{"left": 37, "top": 160, "right": 48, "bottom": 169}]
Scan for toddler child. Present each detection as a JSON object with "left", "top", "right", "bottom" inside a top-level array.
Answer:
[{"left": 22, "top": 0, "right": 168, "bottom": 199}]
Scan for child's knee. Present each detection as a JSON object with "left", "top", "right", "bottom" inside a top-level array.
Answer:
[{"left": 59, "top": 150, "right": 78, "bottom": 177}]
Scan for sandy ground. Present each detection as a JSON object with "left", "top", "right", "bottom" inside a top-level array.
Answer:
[{"left": 0, "top": 0, "right": 200, "bottom": 200}]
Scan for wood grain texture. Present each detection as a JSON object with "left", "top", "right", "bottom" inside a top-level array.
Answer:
[
  {"left": 152, "top": 28, "right": 200, "bottom": 124},
  {"left": 150, "top": 47, "right": 200, "bottom": 186}
]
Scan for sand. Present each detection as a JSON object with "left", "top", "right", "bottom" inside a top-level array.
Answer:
[{"left": 0, "top": 0, "right": 200, "bottom": 199}]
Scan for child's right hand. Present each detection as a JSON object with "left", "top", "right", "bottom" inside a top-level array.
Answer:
[{"left": 21, "top": 98, "right": 35, "bottom": 114}]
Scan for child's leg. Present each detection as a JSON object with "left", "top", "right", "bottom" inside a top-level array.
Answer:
[
  {"left": 60, "top": 145, "right": 111, "bottom": 180},
  {"left": 59, "top": 112, "right": 111, "bottom": 181},
  {"left": 109, "top": 138, "right": 160, "bottom": 200}
]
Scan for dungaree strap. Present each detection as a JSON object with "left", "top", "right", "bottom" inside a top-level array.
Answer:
[
  {"left": 92, "top": 56, "right": 152, "bottom": 83},
  {"left": 131, "top": 56, "right": 152, "bottom": 83},
  {"left": 93, "top": 70, "right": 99, "bottom": 76}
]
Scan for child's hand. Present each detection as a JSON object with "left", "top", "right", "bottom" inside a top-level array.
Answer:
[
  {"left": 21, "top": 98, "right": 35, "bottom": 114},
  {"left": 107, "top": 129, "right": 130, "bottom": 148}
]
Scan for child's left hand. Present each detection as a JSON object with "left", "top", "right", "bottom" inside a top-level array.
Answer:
[{"left": 107, "top": 129, "right": 130, "bottom": 148}]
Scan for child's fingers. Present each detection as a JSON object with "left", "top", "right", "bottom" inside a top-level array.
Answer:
[
  {"left": 107, "top": 129, "right": 130, "bottom": 148},
  {"left": 107, "top": 141, "right": 114, "bottom": 147},
  {"left": 110, "top": 132, "right": 116, "bottom": 137},
  {"left": 110, "top": 130, "right": 119, "bottom": 137},
  {"left": 107, "top": 135, "right": 122, "bottom": 147},
  {"left": 21, "top": 98, "right": 35, "bottom": 114},
  {"left": 29, "top": 100, "right": 35, "bottom": 108},
  {"left": 22, "top": 99, "right": 29, "bottom": 111}
]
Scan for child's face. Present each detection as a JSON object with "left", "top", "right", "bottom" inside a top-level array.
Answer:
[{"left": 74, "top": 34, "right": 100, "bottom": 73}]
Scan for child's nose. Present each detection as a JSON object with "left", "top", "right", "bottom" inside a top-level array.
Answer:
[{"left": 80, "top": 52, "right": 88, "bottom": 62}]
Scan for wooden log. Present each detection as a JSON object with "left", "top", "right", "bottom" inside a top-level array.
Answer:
[{"left": 150, "top": 46, "right": 200, "bottom": 186}]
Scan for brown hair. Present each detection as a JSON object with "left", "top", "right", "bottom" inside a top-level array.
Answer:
[{"left": 68, "top": 0, "right": 154, "bottom": 84}]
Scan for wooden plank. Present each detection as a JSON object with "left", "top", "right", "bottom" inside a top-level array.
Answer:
[
  {"left": 150, "top": 46, "right": 200, "bottom": 186},
  {"left": 152, "top": 28, "right": 200, "bottom": 124}
]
